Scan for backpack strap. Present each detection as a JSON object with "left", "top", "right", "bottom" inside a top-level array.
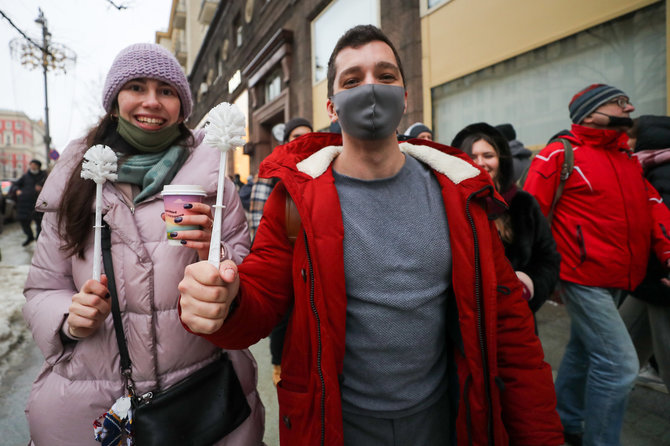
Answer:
[
  {"left": 547, "top": 138, "right": 574, "bottom": 224},
  {"left": 284, "top": 192, "right": 301, "bottom": 245}
]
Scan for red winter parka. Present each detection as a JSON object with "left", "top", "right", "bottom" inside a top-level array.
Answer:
[
  {"left": 195, "top": 133, "right": 563, "bottom": 446},
  {"left": 523, "top": 124, "right": 670, "bottom": 290}
]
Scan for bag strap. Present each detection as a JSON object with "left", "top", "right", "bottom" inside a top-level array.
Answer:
[
  {"left": 284, "top": 191, "right": 301, "bottom": 245},
  {"left": 547, "top": 138, "right": 574, "bottom": 224},
  {"left": 101, "top": 223, "right": 136, "bottom": 395}
]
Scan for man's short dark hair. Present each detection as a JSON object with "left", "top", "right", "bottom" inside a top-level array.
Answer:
[{"left": 326, "top": 25, "right": 405, "bottom": 98}]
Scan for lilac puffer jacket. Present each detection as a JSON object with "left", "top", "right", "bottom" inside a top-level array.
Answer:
[{"left": 23, "top": 130, "right": 264, "bottom": 445}]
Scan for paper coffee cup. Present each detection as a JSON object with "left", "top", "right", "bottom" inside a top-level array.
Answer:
[{"left": 161, "top": 185, "right": 207, "bottom": 246}]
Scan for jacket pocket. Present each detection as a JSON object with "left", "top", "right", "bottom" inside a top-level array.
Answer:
[
  {"left": 276, "top": 382, "right": 313, "bottom": 444},
  {"left": 575, "top": 225, "right": 587, "bottom": 267}
]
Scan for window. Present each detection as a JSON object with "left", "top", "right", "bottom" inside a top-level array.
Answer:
[
  {"left": 264, "top": 71, "right": 282, "bottom": 103},
  {"left": 311, "top": 0, "right": 379, "bottom": 84},
  {"left": 5, "top": 134, "right": 11, "bottom": 145},
  {"left": 16, "top": 135, "right": 22, "bottom": 145},
  {"left": 216, "top": 49, "right": 224, "bottom": 80},
  {"left": 16, "top": 121, "right": 22, "bottom": 129},
  {"left": 431, "top": 3, "right": 666, "bottom": 146},
  {"left": 427, "top": 0, "right": 448, "bottom": 9},
  {"left": 234, "top": 16, "right": 243, "bottom": 47}
]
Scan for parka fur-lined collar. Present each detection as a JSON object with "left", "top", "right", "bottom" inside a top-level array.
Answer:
[
  {"left": 296, "top": 142, "right": 480, "bottom": 184},
  {"left": 260, "top": 132, "right": 502, "bottom": 204}
]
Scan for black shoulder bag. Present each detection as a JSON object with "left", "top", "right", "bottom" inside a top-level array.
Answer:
[{"left": 101, "top": 223, "right": 251, "bottom": 446}]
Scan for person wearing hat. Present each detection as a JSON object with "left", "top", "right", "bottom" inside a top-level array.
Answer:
[
  {"left": 404, "top": 122, "right": 433, "bottom": 141},
  {"left": 12, "top": 158, "right": 47, "bottom": 246},
  {"left": 452, "top": 123, "right": 559, "bottom": 320},
  {"left": 524, "top": 84, "right": 670, "bottom": 446},
  {"left": 22, "top": 43, "right": 263, "bottom": 445},
  {"left": 248, "top": 117, "right": 313, "bottom": 239}
]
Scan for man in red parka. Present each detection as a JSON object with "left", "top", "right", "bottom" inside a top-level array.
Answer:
[
  {"left": 524, "top": 84, "right": 670, "bottom": 446},
  {"left": 179, "top": 25, "right": 563, "bottom": 446}
]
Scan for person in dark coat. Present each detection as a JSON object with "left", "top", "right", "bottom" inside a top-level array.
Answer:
[
  {"left": 453, "top": 123, "right": 560, "bottom": 315},
  {"left": 13, "top": 159, "right": 47, "bottom": 246},
  {"left": 619, "top": 114, "right": 670, "bottom": 392}
]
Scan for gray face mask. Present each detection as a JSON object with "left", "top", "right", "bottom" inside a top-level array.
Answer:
[{"left": 331, "top": 84, "right": 405, "bottom": 140}]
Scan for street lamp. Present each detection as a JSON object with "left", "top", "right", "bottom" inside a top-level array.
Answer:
[{"left": 9, "top": 8, "right": 76, "bottom": 168}]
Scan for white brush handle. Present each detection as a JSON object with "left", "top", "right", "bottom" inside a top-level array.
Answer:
[
  {"left": 208, "top": 153, "right": 227, "bottom": 268},
  {"left": 92, "top": 183, "right": 103, "bottom": 281}
]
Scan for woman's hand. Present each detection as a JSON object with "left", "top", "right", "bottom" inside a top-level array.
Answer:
[
  {"left": 515, "top": 270, "right": 535, "bottom": 301},
  {"left": 162, "top": 202, "right": 214, "bottom": 260},
  {"left": 67, "top": 275, "right": 111, "bottom": 339}
]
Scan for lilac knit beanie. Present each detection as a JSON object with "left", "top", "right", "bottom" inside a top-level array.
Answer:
[{"left": 102, "top": 43, "right": 193, "bottom": 119}]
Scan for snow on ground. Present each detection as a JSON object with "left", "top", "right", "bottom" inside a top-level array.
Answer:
[{"left": 0, "top": 265, "right": 31, "bottom": 386}]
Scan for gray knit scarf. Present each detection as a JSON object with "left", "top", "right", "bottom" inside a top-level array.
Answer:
[{"left": 116, "top": 145, "right": 188, "bottom": 204}]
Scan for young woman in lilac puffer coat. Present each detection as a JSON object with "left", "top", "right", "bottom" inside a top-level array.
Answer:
[{"left": 22, "top": 43, "right": 264, "bottom": 445}]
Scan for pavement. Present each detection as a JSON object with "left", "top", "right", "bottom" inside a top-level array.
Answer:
[{"left": 0, "top": 221, "right": 669, "bottom": 445}]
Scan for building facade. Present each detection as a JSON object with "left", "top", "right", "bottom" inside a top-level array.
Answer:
[
  {"left": 0, "top": 110, "right": 46, "bottom": 179},
  {"left": 155, "top": 1, "right": 668, "bottom": 172},
  {"left": 161, "top": 0, "right": 423, "bottom": 176},
  {"left": 420, "top": 0, "right": 668, "bottom": 147}
]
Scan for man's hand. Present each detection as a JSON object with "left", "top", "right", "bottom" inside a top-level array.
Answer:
[
  {"left": 178, "top": 260, "right": 240, "bottom": 334},
  {"left": 67, "top": 275, "right": 111, "bottom": 338}
]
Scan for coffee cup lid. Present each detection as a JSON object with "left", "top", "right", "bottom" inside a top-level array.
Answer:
[{"left": 161, "top": 185, "right": 207, "bottom": 196}]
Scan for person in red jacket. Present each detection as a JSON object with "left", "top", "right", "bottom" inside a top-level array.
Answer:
[
  {"left": 524, "top": 84, "right": 670, "bottom": 446},
  {"left": 179, "top": 25, "right": 563, "bottom": 446}
]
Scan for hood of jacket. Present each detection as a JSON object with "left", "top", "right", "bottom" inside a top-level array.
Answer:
[
  {"left": 635, "top": 114, "right": 670, "bottom": 152},
  {"left": 570, "top": 123, "right": 630, "bottom": 152},
  {"left": 509, "top": 139, "right": 532, "bottom": 158},
  {"left": 259, "top": 132, "right": 504, "bottom": 205}
]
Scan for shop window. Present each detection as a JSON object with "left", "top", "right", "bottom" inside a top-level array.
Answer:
[
  {"left": 427, "top": 0, "right": 448, "bottom": 9},
  {"left": 431, "top": 3, "right": 666, "bottom": 146},
  {"left": 311, "top": 0, "right": 379, "bottom": 84},
  {"left": 234, "top": 15, "right": 243, "bottom": 48},
  {"left": 265, "top": 71, "right": 282, "bottom": 104}
]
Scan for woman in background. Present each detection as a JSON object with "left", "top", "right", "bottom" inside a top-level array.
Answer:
[{"left": 452, "top": 122, "right": 560, "bottom": 317}]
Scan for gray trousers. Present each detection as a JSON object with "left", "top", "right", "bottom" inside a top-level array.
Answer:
[
  {"left": 342, "top": 390, "right": 450, "bottom": 446},
  {"left": 619, "top": 296, "right": 670, "bottom": 390}
]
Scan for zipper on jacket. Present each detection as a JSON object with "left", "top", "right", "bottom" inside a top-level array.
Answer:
[
  {"left": 576, "top": 225, "right": 586, "bottom": 265},
  {"left": 303, "top": 230, "right": 325, "bottom": 446},
  {"left": 660, "top": 223, "right": 670, "bottom": 241},
  {"left": 466, "top": 188, "right": 494, "bottom": 445}
]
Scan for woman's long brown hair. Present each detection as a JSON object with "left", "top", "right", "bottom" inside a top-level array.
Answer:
[
  {"left": 459, "top": 132, "right": 514, "bottom": 244},
  {"left": 57, "top": 114, "right": 193, "bottom": 258}
]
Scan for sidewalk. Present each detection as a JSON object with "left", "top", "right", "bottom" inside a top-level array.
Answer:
[
  {"left": 1, "top": 218, "right": 668, "bottom": 446},
  {"left": 535, "top": 301, "right": 670, "bottom": 445}
]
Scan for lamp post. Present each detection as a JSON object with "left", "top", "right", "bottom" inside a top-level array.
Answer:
[
  {"left": 34, "top": 10, "right": 51, "bottom": 168},
  {"left": 9, "top": 8, "right": 76, "bottom": 169}
]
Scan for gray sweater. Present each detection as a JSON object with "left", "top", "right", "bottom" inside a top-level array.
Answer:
[{"left": 333, "top": 155, "right": 452, "bottom": 417}]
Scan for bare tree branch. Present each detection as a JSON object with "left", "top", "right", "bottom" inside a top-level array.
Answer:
[{"left": 105, "top": 0, "right": 129, "bottom": 10}]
